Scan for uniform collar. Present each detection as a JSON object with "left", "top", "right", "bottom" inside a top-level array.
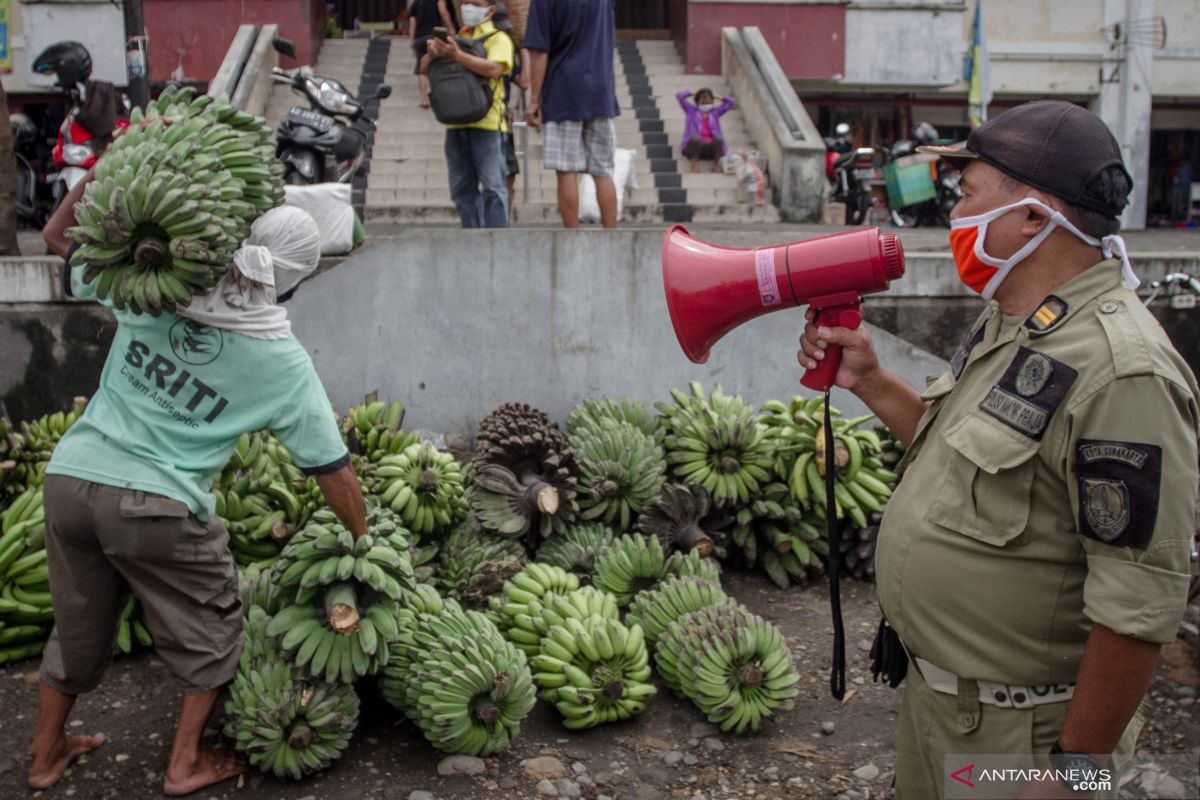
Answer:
[
  {"left": 1023, "top": 259, "right": 1124, "bottom": 337},
  {"left": 462, "top": 19, "right": 497, "bottom": 36}
]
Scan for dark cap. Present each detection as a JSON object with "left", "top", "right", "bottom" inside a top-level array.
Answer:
[
  {"left": 918, "top": 100, "right": 1132, "bottom": 218},
  {"left": 492, "top": 3, "right": 514, "bottom": 32}
]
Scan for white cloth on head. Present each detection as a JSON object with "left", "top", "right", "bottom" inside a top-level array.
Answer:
[{"left": 178, "top": 206, "right": 321, "bottom": 340}]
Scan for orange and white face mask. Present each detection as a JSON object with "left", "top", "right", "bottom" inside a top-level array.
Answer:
[{"left": 949, "top": 197, "right": 1138, "bottom": 300}]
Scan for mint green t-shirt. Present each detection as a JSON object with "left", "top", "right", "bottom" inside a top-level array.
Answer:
[{"left": 47, "top": 264, "right": 349, "bottom": 520}]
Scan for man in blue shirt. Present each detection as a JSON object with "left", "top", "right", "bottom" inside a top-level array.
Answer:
[{"left": 523, "top": 0, "right": 621, "bottom": 229}]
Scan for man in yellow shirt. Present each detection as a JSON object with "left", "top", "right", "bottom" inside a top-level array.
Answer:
[{"left": 422, "top": 0, "right": 513, "bottom": 228}]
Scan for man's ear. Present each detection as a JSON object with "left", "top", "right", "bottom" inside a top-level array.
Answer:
[{"left": 1020, "top": 189, "right": 1055, "bottom": 237}]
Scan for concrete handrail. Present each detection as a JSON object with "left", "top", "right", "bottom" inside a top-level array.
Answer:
[
  {"left": 721, "top": 27, "right": 826, "bottom": 222},
  {"left": 231, "top": 24, "right": 280, "bottom": 115},
  {"left": 208, "top": 24, "right": 259, "bottom": 102}
]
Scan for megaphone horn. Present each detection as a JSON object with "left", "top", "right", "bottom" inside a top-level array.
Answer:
[{"left": 662, "top": 226, "right": 905, "bottom": 392}]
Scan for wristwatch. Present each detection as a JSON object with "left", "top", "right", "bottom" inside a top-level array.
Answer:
[{"left": 1049, "top": 742, "right": 1102, "bottom": 793}]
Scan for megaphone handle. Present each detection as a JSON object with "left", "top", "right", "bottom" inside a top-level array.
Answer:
[{"left": 800, "top": 302, "right": 863, "bottom": 392}]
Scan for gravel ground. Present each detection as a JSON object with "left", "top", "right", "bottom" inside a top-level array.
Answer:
[{"left": 0, "top": 573, "right": 1196, "bottom": 800}]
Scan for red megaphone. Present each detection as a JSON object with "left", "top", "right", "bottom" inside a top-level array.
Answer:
[{"left": 662, "top": 226, "right": 905, "bottom": 392}]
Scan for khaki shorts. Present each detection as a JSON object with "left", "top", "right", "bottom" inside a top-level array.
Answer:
[
  {"left": 39, "top": 475, "right": 242, "bottom": 695},
  {"left": 895, "top": 659, "right": 1145, "bottom": 799}
]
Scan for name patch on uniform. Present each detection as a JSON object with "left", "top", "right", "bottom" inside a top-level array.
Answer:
[
  {"left": 978, "top": 347, "right": 1077, "bottom": 439},
  {"left": 1075, "top": 439, "right": 1161, "bottom": 550},
  {"left": 1024, "top": 296, "right": 1068, "bottom": 333}
]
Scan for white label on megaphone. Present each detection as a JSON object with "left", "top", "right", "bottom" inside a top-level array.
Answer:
[{"left": 755, "top": 248, "right": 781, "bottom": 307}]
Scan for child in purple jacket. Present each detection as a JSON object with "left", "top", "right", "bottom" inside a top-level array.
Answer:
[{"left": 677, "top": 88, "right": 736, "bottom": 173}]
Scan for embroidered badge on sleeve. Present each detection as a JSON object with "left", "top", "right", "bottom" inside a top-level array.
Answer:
[{"left": 1074, "top": 439, "right": 1162, "bottom": 549}]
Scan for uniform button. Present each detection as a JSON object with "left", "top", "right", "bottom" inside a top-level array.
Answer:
[
  {"left": 1099, "top": 301, "right": 1119, "bottom": 313},
  {"left": 994, "top": 691, "right": 1007, "bottom": 703},
  {"left": 1013, "top": 692, "right": 1027, "bottom": 704},
  {"left": 959, "top": 713, "right": 975, "bottom": 727}
]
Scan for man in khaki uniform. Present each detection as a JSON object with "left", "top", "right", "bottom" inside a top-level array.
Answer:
[{"left": 799, "top": 100, "right": 1197, "bottom": 799}]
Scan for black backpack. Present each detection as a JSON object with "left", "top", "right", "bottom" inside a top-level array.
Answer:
[{"left": 429, "top": 32, "right": 502, "bottom": 125}]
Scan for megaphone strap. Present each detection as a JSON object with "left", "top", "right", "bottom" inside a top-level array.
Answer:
[{"left": 824, "top": 397, "right": 847, "bottom": 701}]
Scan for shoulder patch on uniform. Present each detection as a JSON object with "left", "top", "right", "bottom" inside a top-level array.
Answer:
[
  {"left": 951, "top": 323, "right": 987, "bottom": 380},
  {"left": 1075, "top": 439, "right": 1161, "bottom": 549},
  {"left": 978, "top": 347, "right": 1078, "bottom": 439},
  {"left": 1024, "top": 296, "right": 1068, "bottom": 333}
]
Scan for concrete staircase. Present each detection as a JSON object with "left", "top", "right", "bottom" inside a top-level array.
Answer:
[{"left": 364, "top": 38, "right": 779, "bottom": 225}]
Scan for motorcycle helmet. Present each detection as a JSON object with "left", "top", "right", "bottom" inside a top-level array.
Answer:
[
  {"left": 9, "top": 113, "right": 36, "bottom": 148},
  {"left": 912, "top": 121, "right": 939, "bottom": 146},
  {"left": 33, "top": 41, "right": 93, "bottom": 90},
  {"left": 834, "top": 122, "right": 851, "bottom": 137}
]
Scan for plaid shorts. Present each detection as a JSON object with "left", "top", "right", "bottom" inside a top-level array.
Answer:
[{"left": 542, "top": 118, "right": 616, "bottom": 178}]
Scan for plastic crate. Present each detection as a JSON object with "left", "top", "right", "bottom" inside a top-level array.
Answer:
[{"left": 883, "top": 157, "right": 936, "bottom": 208}]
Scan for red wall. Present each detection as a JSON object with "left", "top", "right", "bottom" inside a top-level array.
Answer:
[
  {"left": 674, "top": 2, "right": 845, "bottom": 80},
  {"left": 144, "top": 0, "right": 325, "bottom": 85}
]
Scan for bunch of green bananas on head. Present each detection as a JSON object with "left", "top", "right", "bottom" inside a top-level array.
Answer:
[
  {"left": 570, "top": 418, "right": 667, "bottom": 532},
  {"left": 224, "top": 606, "right": 360, "bottom": 780},
  {"left": 531, "top": 615, "right": 655, "bottom": 729},
  {"left": 760, "top": 396, "right": 897, "bottom": 529},
  {"left": 657, "top": 383, "right": 775, "bottom": 507},
  {"left": 67, "top": 86, "right": 284, "bottom": 315},
  {"left": 268, "top": 504, "right": 415, "bottom": 684},
  {"left": 656, "top": 603, "right": 799, "bottom": 735},
  {"left": 374, "top": 441, "right": 468, "bottom": 537},
  {"left": 380, "top": 601, "right": 536, "bottom": 756}
]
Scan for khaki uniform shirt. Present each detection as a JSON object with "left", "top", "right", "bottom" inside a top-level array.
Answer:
[{"left": 877, "top": 259, "right": 1198, "bottom": 687}]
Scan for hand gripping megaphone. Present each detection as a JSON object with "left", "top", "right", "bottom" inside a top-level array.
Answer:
[{"left": 661, "top": 226, "right": 905, "bottom": 391}]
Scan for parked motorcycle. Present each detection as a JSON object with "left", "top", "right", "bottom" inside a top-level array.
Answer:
[
  {"left": 11, "top": 114, "right": 52, "bottom": 230},
  {"left": 270, "top": 38, "right": 391, "bottom": 184},
  {"left": 883, "top": 123, "right": 961, "bottom": 228},
  {"left": 829, "top": 145, "right": 887, "bottom": 226},
  {"left": 32, "top": 41, "right": 129, "bottom": 212}
]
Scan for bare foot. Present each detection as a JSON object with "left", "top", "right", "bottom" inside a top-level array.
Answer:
[
  {"left": 28, "top": 733, "right": 107, "bottom": 789},
  {"left": 690, "top": 161, "right": 700, "bottom": 173},
  {"left": 419, "top": 98, "right": 430, "bottom": 109},
  {"left": 163, "top": 746, "right": 246, "bottom": 797},
  {"left": 711, "top": 161, "right": 721, "bottom": 173}
]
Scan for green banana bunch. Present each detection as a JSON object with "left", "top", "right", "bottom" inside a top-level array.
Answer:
[
  {"left": 0, "top": 621, "right": 51, "bottom": 664},
  {"left": 636, "top": 482, "right": 733, "bottom": 558},
  {"left": 374, "top": 442, "right": 468, "bottom": 537},
  {"left": 382, "top": 604, "right": 536, "bottom": 755},
  {"left": 224, "top": 606, "right": 359, "bottom": 780},
  {"left": 657, "top": 383, "right": 775, "bottom": 508},
  {"left": 592, "top": 534, "right": 669, "bottom": 606},
  {"left": 113, "top": 596, "right": 154, "bottom": 656},
  {"left": 534, "top": 522, "right": 615, "bottom": 579},
  {"left": 656, "top": 603, "right": 799, "bottom": 735},
  {"left": 664, "top": 549, "right": 723, "bottom": 584},
  {"left": 341, "top": 399, "right": 418, "bottom": 474},
  {"left": 487, "top": 562, "right": 580, "bottom": 652},
  {"left": 760, "top": 396, "right": 898, "bottom": 529},
  {"left": 434, "top": 516, "right": 526, "bottom": 607},
  {"left": 626, "top": 576, "right": 727, "bottom": 647},
  {"left": 570, "top": 418, "right": 666, "bottom": 532},
  {"left": 0, "top": 486, "right": 46, "bottom": 570},
  {"left": 837, "top": 426, "right": 904, "bottom": 582},
  {"left": 471, "top": 403, "right": 580, "bottom": 546},
  {"left": 729, "top": 482, "right": 828, "bottom": 589},
  {"left": 269, "top": 504, "right": 416, "bottom": 683},
  {"left": 567, "top": 396, "right": 663, "bottom": 442},
  {"left": 237, "top": 561, "right": 282, "bottom": 615},
  {"left": 0, "top": 398, "right": 88, "bottom": 502},
  {"left": 502, "top": 585, "right": 620, "bottom": 658},
  {"left": 530, "top": 616, "right": 656, "bottom": 729},
  {"left": 68, "top": 88, "right": 284, "bottom": 315}
]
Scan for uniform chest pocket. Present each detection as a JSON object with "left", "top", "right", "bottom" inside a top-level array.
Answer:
[{"left": 927, "top": 414, "right": 1042, "bottom": 546}]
